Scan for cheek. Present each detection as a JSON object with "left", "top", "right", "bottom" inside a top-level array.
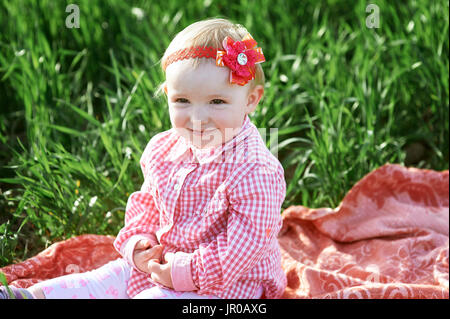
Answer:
[
  {"left": 211, "top": 110, "right": 245, "bottom": 143},
  {"left": 168, "top": 107, "right": 187, "bottom": 128},
  {"left": 168, "top": 108, "right": 192, "bottom": 140},
  {"left": 213, "top": 109, "right": 244, "bottom": 131}
]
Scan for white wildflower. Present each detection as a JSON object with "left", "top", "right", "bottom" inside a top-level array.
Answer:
[
  {"left": 125, "top": 147, "right": 132, "bottom": 159},
  {"left": 279, "top": 74, "right": 288, "bottom": 83},
  {"left": 15, "top": 49, "right": 26, "bottom": 57},
  {"left": 72, "top": 195, "right": 84, "bottom": 213},
  {"left": 131, "top": 7, "right": 144, "bottom": 20},
  {"left": 411, "top": 61, "right": 422, "bottom": 70},
  {"left": 406, "top": 20, "right": 415, "bottom": 33},
  {"left": 89, "top": 196, "right": 98, "bottom": 207}
]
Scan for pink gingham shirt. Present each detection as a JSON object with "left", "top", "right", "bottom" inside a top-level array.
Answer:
[{"left": 113, "top": 115, "right": 287, "bottom": 299}]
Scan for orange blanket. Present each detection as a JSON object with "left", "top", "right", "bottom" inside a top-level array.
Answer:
[{"left": 1, "top": 164, "right": 448, "bottom": 299}]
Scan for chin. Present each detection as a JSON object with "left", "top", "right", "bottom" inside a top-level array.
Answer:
[{"left": 191, "top": 138, "right": 222, "bottom": 149}]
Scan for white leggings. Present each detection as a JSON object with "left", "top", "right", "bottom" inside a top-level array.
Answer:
[{"left": 30, "top": 258, "right": 220, "bottom": 299}]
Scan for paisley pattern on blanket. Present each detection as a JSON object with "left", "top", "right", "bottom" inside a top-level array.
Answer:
[
  {"left": 279, "top": 164, "right": 448, "bottom": 298},
  {"left": 1, "top": 235, "right": 120, "bottom": 288}
]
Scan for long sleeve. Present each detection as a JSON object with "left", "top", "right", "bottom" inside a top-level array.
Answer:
[
  {"left": 171, "top": 164, "right": 286, "bottom": 295},
  {"left": 113, "top": 138, "right": 161, "bottom": 267},
  {"left": 113, "top": 191, "right": 160, "bottom": 267}
]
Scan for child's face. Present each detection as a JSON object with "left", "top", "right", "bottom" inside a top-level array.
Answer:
[{"left": 165, "top": 59, "right": 263, "bottom": 149}]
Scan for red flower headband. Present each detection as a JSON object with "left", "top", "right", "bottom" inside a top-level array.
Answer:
[{"left": 163, "top": 33, "right": 265, "bottom": 86}]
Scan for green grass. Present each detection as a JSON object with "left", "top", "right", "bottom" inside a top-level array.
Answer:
[
  {"left": 0, "top": 271, "right": 15, "bottom": 298},
  {"left": 0, "top": 0, "right": 448, "bottom": 267}
]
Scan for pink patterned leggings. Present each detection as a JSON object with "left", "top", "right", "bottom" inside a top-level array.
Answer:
[{"left": 30, "top": 258, "right": 220, "bottom": 299}]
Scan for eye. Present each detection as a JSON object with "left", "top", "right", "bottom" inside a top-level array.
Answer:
[
  {"left": 210, "top": 99, "right": 226, "bottom": 105},
  {"left": 175, "top": 98, "right": 190, "bottom": 103}
]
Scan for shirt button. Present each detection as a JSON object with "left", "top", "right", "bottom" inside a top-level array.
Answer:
[{"left": 173, "top": 183, "right": 180, "bottom": 190}]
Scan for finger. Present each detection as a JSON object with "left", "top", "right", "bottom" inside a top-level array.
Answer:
[
  {"left": 150, "top": 272, "right": 160, "bottom": 285},
  {"left": 144, "top": 245, "right": 162, "bottom": 257},
  {"left": 164, "top": 252, "right": 175, "bottom": 263},
  {"left": 136, "top": 253, "right": 156, "bottom": 267},
  {"left": 136, "top": 249, "right": 162, "bottom": 266},
  {"left": 149, "top": 245, "right": 164, "bottom": 261},
  {"left": 143, "top": 245, "right": 161, "bottom": 255},
  {"left": 150, "top": 266, "right": 169, "bottom": 287},
  {"left": 135, "top": 240, "right": 151, "bottom": 250},
  {"left": 150, "top": 244, "right": 163, "bottom": 252},
  {"left": 147, "top": 259, "right": 161, "bottom": 274},
  {"left": 137, "top": 244, "right": 160, "bottom": 255}
]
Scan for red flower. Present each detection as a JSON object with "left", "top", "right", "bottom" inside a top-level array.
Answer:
[{"left": 216, "top": 34, "right": 265, "bottom": 86}]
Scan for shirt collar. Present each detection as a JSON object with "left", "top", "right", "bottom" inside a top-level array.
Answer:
[{"left": 165, "top": 115, "right": 253, "bottom": 165}]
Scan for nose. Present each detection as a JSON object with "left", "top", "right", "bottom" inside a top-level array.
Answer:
[{"left": 190, "top": 106, "right": 209, "bottom": 129}]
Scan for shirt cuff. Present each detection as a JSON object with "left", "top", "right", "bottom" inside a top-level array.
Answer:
[
  {"left": 170, "top": 252, "right": 198, "bottom": 292},
  {"left": 121, "top": 234, "right": 158, "bottom": 270}
]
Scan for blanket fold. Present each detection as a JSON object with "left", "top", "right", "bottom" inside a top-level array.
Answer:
[
  {"left": 1, "top": 164, "right": 448, "bottom": 299},
  {"left": 279, "top": 164, "right": 448, "bottom": 298}
]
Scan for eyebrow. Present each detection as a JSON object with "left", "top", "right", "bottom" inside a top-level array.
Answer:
[
  {"left": 206, "top": 94, "right": 232, "bottom": 99},
  {"left": 171, "top": 93, "right": 232, "bottom": 99}
]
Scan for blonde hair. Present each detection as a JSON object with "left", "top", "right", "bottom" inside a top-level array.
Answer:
[{"left": 157, "top": 18, "right": 265, "bottom": 95}]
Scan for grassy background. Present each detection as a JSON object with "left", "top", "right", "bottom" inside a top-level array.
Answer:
[{"left": 0, "top": 0, "right": 448, "bottom": 267}]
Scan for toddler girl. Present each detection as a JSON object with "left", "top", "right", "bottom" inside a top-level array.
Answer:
[{"left": 1, "top": 17, "right": 287, "bottom": 299}]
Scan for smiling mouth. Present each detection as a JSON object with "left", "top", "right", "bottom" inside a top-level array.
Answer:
[{"left": 189, "top": 128, "right": 215, "bottom": 135}]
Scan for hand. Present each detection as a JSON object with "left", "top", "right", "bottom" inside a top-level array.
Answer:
[
  {"left": 148, "top": 252, "right": 175, "bottom": 289},
  {"left": 133, "top": 240, "right": 164, "bottom": 274}
]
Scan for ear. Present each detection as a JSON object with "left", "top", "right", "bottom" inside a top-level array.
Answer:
[
  {"left": 163, "top": 82, "right": 168, "bottom": 95},
  {"left": 245, "top": 84, "right": 264, "bottom": 114}
]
